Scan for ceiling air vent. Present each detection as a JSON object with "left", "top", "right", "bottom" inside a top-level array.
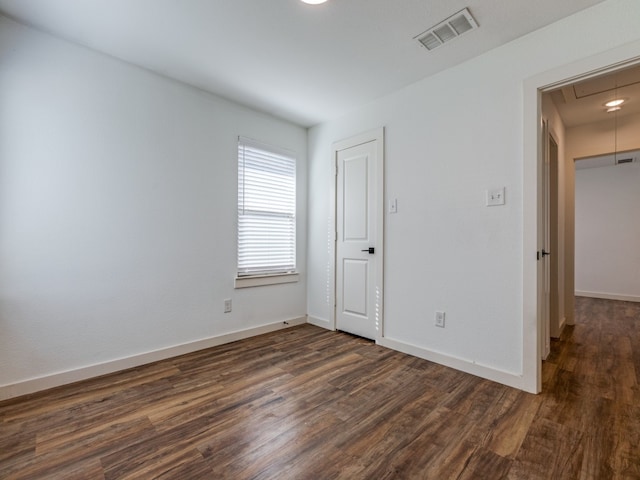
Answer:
[
  {"left": 616, "top": 157, "right": 634, "bottom": 165},
  {"left": 416, "top": 8, "right": 478, "bottom": 51}
]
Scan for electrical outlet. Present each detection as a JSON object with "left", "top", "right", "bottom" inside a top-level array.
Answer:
[
  {"left": 435, "top": 311, "right": 445, "bottom": 328},
  {"left": 224, "top": 299, "right": 232, "bottom": 313}
]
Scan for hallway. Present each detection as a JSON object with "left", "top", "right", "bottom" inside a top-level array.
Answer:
[{"left": 535, "top": 296, "right": 640, "bottom": 478}]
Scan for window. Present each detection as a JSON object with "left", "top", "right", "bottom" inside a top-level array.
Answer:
[{"left": 237, "top": 137, "right": 296, "bottom": 283}]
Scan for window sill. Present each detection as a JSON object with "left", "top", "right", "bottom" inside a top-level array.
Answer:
[{"left": 234, "top": 272, "right": 299, "bottom": 289}]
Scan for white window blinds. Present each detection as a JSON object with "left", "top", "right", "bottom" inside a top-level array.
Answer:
[{"left": 237, "top": 137, "right": 296, "bottom": 276}]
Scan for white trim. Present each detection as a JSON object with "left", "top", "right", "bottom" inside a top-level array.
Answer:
[
  {"left": 331, "top": 127, "right": 385, "bottom": 339},
  {"left": 378, "top": 337, "right": 528, "bottom": 392},
  {"left": 575, "top": 291, "right": 640, "bottom": 303},
  {"left": 307, "top": 315, "right": 332, "bottom": 330},
  {"left": 234, "top": 272, "right": 299, "bottom": 288},
  {"left": 523, "top": 75, "right": 542, "bottom": 394},
  {"left": 0, "top": 316, "right": 306, "bottom": 401},
  {"left": 333, "top": 128, "right": 384, "bottom": 152},
  {"left": 523, "top": 42, "right": 640, "bottom": 395}
]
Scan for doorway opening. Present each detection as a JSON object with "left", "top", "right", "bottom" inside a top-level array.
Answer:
[{"left": 530, "top": 58, "right": 640, "bottom": 392}]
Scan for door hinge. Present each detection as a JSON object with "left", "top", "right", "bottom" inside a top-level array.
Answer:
[{"left": 537, "top": 251, "right": 540, "bottom": 261}]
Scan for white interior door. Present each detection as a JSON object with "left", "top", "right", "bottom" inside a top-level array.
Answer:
[
  {"left": 336, "top": 137, "right": 381, "bottom": 340},
  {"left": 548, "top": 135, "right": 561, "bottom": 338},
  {"left": 539, "top": 120, "right": 551, "bottom": 360}
]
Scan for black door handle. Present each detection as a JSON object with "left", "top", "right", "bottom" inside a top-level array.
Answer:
[
  {"left": 541, "top": 249, "right": 551, "bottom": 257},
  {"left": 361, "top": 247, "right": 375, "bottom": 254}
]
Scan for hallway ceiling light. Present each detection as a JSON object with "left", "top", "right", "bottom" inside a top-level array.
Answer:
[
  {"left": 605, "top": 99, "right": 625, "bottom": 107},
  {"left": 301, "top": 0, "right": 328, "bottom": 4},
  {"left": 606, "top": 106, "right": 622, "bottom": 113}
]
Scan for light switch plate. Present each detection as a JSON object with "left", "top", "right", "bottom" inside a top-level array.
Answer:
[
  {"left": 486, "top": 187, "right": 505, "bottom": 206},
  {"left": 389, "top": 198, "right": 397, "bottom": 214}
]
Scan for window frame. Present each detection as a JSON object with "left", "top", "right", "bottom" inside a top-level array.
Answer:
[{"left": 235, "top": 136, "right": 298, "bottom": 288}]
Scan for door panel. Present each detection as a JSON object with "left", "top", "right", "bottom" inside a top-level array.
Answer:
[
  {"left": 336, "top": 140, "right": 377, "bottom": 339},
  {"left": 342, "top": 259, "right": 368, "bottom": 317},
  {"left": 343, "top": 156, "right": 369, "bottom": 241}
]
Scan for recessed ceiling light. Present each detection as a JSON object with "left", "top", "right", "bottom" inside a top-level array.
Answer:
[
  {"left": 607, "top": 106, "right": 622, "bottom": 113},
  {"left": 301, "top": 0, "right": 328, "bottom": 4},
  {"left": 605, "top": 99, "right": 625, "bottom": 107}
]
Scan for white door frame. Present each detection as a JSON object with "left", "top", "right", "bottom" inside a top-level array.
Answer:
[
  {"left": 330, "top": 127, "right": 385, "bottom": 341},
  {"left": 523, "top": 44, "right": 640, "bottom": 393}
]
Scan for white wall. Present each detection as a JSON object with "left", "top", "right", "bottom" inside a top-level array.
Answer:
[
  {"left": 575, "top": 163, "right": 640, "bottom": 301},
  {"left": 0, "top": 16, "right": 307, "bottom": 399},
  {"left": 566, "top": 112, "right": 640, "bottom": 307},
  {"left": 307, "top": 0, "right": 640, "bottom": 391}
]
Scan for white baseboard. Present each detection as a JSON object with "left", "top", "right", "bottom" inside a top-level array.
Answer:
[
  {"left": 575, "top": 291, "right": 640, "bottom": 303},
  {"left": 307, "top": 315, "right": 332, "bottom": 330},
  {"left": 377, "top": 337, "right": 531, "bottom": 393},
  {"left": 0, "top": 316, "right": 307, "bottom": 401},
  {"left": 305, "top": 321, "right": 528, "bottom": 391}
]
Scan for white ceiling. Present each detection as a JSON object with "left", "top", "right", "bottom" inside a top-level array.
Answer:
[
  {"left": 550, "top": 64, "right": 640, "bottom": 128},
  {"left": 0, "top": 0, "right": 607, "bottom": 127}
]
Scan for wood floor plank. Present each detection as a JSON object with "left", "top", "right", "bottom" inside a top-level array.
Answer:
[
  {"left": 206, "top": 410, "right": 343, "bottom": 478},
  {"left": 28, "top": 458, "right": 105, "bottom": 480},
  {"left": 104, "top": 446, "right": 212, "bottom": 480},
  {"left": 610, "top": 403, "right": 640, "bottom": 479},
  {"left": 1, "top": 296, "right": 639, "bottom": 479},
  {"left": 2, "top": 417, "right": 157, "bottom": 480},
  {"left": 196, "top": 384, "right": 346, "bottom": 471},
  {"left": 0, "top": 363, "right": 181, "bottom": 423},
  {"left": 507, "top": 417, "right": 585, "bottom": 480},
  {"left": 368, "top": 407, "right": 479, "bottom": 478},
  {"left": 457, "top": 446, "right": 513, "bottom": 480},
  {"left": 441, "top": 376, "right": 508, "bottom": 422},
  {"left": 34, "top": 378, "right": 176, "bottom": 449},
  {"left": 480, "top": 389, "right": 543, "bottom": 458}
]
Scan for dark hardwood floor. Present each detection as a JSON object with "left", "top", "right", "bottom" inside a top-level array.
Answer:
[{"left": 1, "top": 296, "right": 639, "bottom": 479}]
